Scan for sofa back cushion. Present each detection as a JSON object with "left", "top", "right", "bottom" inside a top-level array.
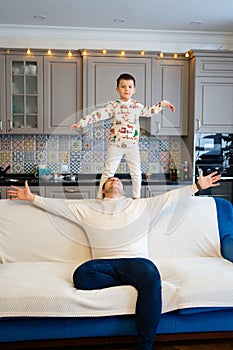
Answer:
[
  {"left": 148, "top": 196, "right": 221, "bottom": 259},
  {"left": 0, "top": 200, "right": 91, "bottom": 264}
]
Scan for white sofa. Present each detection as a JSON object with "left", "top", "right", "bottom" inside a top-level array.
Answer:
[{"left": 0, "top": 196, "right": 233, "bottom": 348}]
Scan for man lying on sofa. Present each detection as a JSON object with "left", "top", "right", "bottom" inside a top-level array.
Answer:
[{"left": 7, "top": 169, "right": 220, "bottom": 350}]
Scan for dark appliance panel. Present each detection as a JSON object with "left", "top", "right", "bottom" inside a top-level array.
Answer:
[
  {"left": 195, "top": 178, "right": 233, "bottom": 204},
  {"left": 194, "top": 133, "right": 233, "bottom": 204}
]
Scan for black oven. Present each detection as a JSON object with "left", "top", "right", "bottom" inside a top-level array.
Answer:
[
  {"left": 194, "top": 133, "right": 233, "bottom": 204},
  {"left": 195, "top": 177, "right": 233, "bottom": 204}
]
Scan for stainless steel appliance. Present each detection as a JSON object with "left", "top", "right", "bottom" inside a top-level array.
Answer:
[{"left": 194, "top": 133, "right": 233, "bottom": 204}]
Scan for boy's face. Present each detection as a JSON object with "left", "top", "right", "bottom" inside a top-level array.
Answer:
[{"left": 116, "top": 79, "right": 136, "bottom": 102}]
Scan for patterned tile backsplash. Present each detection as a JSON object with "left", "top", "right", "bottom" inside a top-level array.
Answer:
[{"left": 0, "top": 130, "right": 182, "bottom": 175}]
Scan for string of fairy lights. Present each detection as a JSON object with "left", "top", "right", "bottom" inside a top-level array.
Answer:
[{"left": 5, "top": 48, "right": 190, "bottom": 59}]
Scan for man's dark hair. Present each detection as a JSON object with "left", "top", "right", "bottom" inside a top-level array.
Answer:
[{"left": 117, "top": 73, "right": 136, "bottom": 87}]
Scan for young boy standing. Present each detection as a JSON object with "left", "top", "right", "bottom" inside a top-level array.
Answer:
[{"left": 70, "top": 73, "right": 175, "bottom": 199}]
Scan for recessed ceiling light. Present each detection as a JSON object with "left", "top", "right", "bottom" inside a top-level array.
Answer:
[
  {"left": 113, "top": 18, "right": 126, "bottom": 24},
  {"left": 33, "top": 15, "right": 47, "bottom": 20},
  {"left": 190, "top": 21, "right": 203, "bottom": 26}
]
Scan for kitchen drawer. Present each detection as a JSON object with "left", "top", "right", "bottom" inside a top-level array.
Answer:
[
  {"left": 45, "top": 185, "right": 96, "bottom": 199},
  {"left": 146, "top": 184, "right": 185, "bottom": 197}
]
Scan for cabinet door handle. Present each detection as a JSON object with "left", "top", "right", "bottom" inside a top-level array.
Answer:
[
  {"left": 196, "top": 118, "right": 201, "bottom": 131},
  {"left": 8, "top": 120, "right": 13, "bottom": 132},
  {"left": 156, "top": 121, "right": 161, "bottom": 133},
  {"left": 64, "top": 188, "right": 79, "bottom": 193},
  {"left": 0, "top": 120, "right": 3, "bottom": 132}
]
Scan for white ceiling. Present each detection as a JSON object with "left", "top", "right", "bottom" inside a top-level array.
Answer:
[
  {"left": 0, "top": 0, "right": 233, "bottom": 32},
  {"left": 0, "top": 0, "right": 233, "bottom": 52}
]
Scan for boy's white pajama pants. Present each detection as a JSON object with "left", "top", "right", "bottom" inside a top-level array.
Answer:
[{"left": 97, "top": 143, "right": 142, "bottom": 199}]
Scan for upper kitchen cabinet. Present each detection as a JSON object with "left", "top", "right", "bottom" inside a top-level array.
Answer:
[
  {"left": 5, "top": 55, "right": 43, "bottom": 134},
  {"left": 189, "top": 50, "right": 233, "bottom": 133},
  {"left": 148, "top": 58, "right": 189, "bottom": 136},
  {"left": 82, "top": 54, "right": 152, "bottom": 114},
  {"left": 44, "top": 55, "right": 82, "bottom": 134},
  {"left": 0, "top": 55, "right": 5, "bottom": 134}
]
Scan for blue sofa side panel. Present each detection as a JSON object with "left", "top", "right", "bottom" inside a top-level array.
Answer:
[
  {"left": 214, "top": 198, "right": 233, "bottom": 263},
  {"left": 1, "top": 310, "right": 233, "bottom": 343}
]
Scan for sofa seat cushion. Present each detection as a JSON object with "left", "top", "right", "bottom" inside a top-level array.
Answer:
[
  {"left": 0, "top": 261, "right": 137, "bottom": 318},
  {"left": 154, "top": 256, "right": 233, "bottom": 313},
  {"left": 1, "top": 257, "right": 233, "bottom": 318}
]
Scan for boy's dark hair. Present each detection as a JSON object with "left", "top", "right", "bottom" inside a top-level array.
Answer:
[{"left": 117, "top": 73, "right": 136, "bottom": 87}]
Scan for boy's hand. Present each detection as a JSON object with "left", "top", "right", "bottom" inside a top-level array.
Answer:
[
  {"left": 166, "top": 101, "right": 175, "bottom": 112},
  {"left": 70, "top": 121, "right": 82, "bottom": 130}
]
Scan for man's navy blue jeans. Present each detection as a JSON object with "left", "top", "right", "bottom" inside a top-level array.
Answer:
[{"left": 73, "top": 257, "right": 162, "bottom": 350}]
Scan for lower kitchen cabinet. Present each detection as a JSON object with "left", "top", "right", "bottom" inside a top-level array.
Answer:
[
  {"left": 0, "top": 186, "right": 43, "bottom": 199},
  {"left": 46, "top": 183, "right": 146, "bottom": 199},
  {"left": 122, "top": 184, "right": 147, "bottom": 198},
  {"left": 145, "top": 184, "right": 186, "bottom": 197},
  {"left": 0, "top": 187, "right": 6, "bottom": 199},
  {"left": 45, "top": 185, "right": 96, "bottom": 199}
]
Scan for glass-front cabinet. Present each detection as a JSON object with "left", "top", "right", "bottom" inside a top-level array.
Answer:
[{"left": 6, "top": 55, "right": 43, "bottom": 133}]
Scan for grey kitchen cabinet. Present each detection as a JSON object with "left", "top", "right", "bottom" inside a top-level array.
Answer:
[
  {"left": 194, "top": 55, "right": 233, "bottom": 77},
  {"left": 44, "top": 55, "right": 82, "bottom": 134},
  {"left": 97, "top": 182, "right": 147, "bottom": 198},
  {"left": 0, "top": 187, "right": 6, "bottom": 199},
  {"left": 148, "top": 59, "right": 189, "bottom": 136},
  {"left": 45, "top": 185, "right": 96, "bottom": 199},
  {"left": 145, "top": 184, "right": 185, "bottom": 197},
  {"left": 122, "top": 184, "right": 146, "bottom": 198},
  {"left": 1, "top": 186, "right": 43, "bottom": 199},
  {"left": 189, "top": 51, "right": 233, "bottom": 134},
  {"left": 0, "top": 55, "right": 5, "bottom": 134},
  {"left": 82, "top": 55, "right": 152, "bottom": 119},
  {"left": 5, "top": 55, "right": 43, "bottom": 134},
  {"left": 193, "top": 76, "right": 233, "bottom": 133}
]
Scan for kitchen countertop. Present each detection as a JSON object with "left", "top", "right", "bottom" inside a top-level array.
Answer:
[{"left": 0, "top": 173, "right": 193, "bottom": 187}]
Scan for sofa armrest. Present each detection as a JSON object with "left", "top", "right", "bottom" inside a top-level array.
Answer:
[
  {"left": 221, "top": 235, "right": 233, "bottom": 263},
  {"left": 214, "top": 198, "right": 233, "bottom": 263}
]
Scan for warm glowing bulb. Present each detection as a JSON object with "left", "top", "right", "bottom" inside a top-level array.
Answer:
[
  {"left": 120, "top": 50, "right": 125, "bottom": 56},
  {"left": 159, "top": 52, "right": 164, "bottom": 58},
  {"left": 102, "top": 49, "right": 107, "bottom": 54},
  {"left": 185, "top": 52, "right": 189, "bottom": 58},
  {"left": 140, "top": 50, "right": 145, "bottom": 56},
  {"left": 27, "top": 49, "right": 31, "bottom": 55},
  {"left": 67, "top": 50, "right": 72, "bottom": 57},
  {"left": 6, "top": 49, "right": 10, "bottom": 54},
  {"left": 47, "top": 49, "right": 52, "bottom": 55},
  {"left": 82, "top": 50, "right": 87, "bottom": 56},
  {"left": 173, "top": 53, "right": 178, "bottom": 59}
]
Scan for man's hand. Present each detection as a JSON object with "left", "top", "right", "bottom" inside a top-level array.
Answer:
[
  {"left": 196, "top": 169, "right": 221, "bottom": 191},
  {"left": 7, "top": 180, "right": 35, "bottom": 202}
]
